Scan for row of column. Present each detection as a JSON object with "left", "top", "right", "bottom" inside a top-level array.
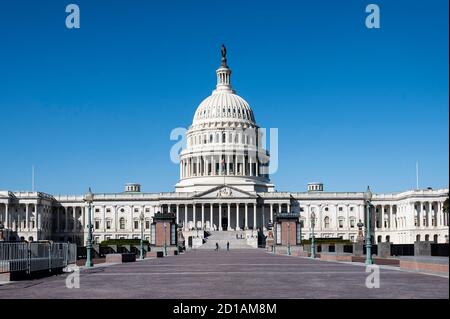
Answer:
[
  {"left": 1, "top": 203, "right": 42, "bottom": 231},
  {"left": 181, "top": 154, "right": 260, "bottom": 179},
  {"left": 413, "top": 201, "right": 447, "bottom": 228},
  {"left": 171, "top": 202, "right": 291, "bottom": 231},
  {"left": 374, "top": 202, "right": 448, "bottom": 231}
]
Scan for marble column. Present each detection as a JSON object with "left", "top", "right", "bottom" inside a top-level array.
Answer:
[
  {"left": 270, "top": 203, "right": 274, "bottom": 223},
  {"left": 236, "top": 204, "right": 240, "bottom": 230},
  {"left": 56, "top": 207, "right": 60, "bottom": 232},
  {"left": 176, "top": 205, "right": 180, "bottom": 224},
  {"left": 428, "top": 202, "right": 433, "bottom": 228},
  {"left": 65, "top": 206, "right": 69, "bottom": 232},
  {"left": 25, "top": 204, "right": 29, "bottom": 231},
  {"left": 245, "top": 204, "right": 249, "bottom": 230},
  {"left": 75, "top": 206, "right": 79, "bottom": 231},
  {"left": 227, "top": 203, "right": 231, "bottom": 230},
  {"left": 114, "top": 206, "right": 118, "bottom": 231},
  {"left": 193, "top": 204, "right": 197, "bottom": 229},
  {"left": 262, "top": 204, "right": 265, "bottom": 229},
  {"left": 201, "top": 204, "right": 205, "bottom": 229},
  {"left": 185, "top": 205, "right": 188, "bottom": 231},
  {"left": 210, "top": 204, "right": 214, "bottom": 230},
  {"left": 219, "top": 204, "right": 223, "bottom": 231},
  {"left": 253, "top": 204, "right": 257, "bottom": 230}
]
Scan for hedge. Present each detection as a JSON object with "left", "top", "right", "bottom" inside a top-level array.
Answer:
[
  {"left": 301, "top": 238, "right": 352, "bottom": 245},
  {"left": 100, "top": 239, "right": 150, "bottom": 246}
]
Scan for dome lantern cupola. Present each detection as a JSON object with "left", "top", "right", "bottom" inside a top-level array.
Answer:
[{"left": 214, "top": 44, "right": 235, "bottom": 94}]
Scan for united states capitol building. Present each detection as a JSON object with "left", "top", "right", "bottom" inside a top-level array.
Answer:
[{"left": 0, "top": 48, "right": 448, "bottom": 247}]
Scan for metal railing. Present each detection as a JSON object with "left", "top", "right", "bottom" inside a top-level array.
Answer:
[{"left": 0, "top": 242, "right": 77, "bottom": 274}]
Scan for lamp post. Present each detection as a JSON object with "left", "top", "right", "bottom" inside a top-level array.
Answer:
[
  {"left": 364, "top": 186, "right": 374, "bottom": 265},
  {"left": 310, "top": 211, "right": 316, "bottom": 259},
  {"left": 83, "top": 187, "right": 94, "bottom": 268},
  {"left": 164, "top": 222, "right": 168, "bottom": 257},
  {"left": 287, "top": 222, "right": 291, "bottom": 256},
  {"left": 139, "top": 212, "right": 145, "bottom": 260}
]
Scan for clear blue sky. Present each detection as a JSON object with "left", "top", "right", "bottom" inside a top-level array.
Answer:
[{"left": 0, "top": 0, "right": 448, "bottom": 195}]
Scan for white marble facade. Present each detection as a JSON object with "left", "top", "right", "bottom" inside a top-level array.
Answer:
[{"left": 0, "top": 48, "right": 448, "bottom": 245}]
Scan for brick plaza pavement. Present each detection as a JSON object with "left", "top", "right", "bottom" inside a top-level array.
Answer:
[{"left": 0, "top": 249, "right": 448, "bottom": 299}]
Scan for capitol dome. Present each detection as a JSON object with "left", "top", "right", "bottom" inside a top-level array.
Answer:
[
  {"left": 175, "top": 45, "right": 274, "bottom": 194},
  {"left": 193, "top": 93, "right": 255, "bottom": 124},
  {"left": 191, "top": 47, "right": 256, "bottom": 127}
]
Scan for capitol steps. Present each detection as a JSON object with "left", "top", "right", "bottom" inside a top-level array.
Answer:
[{"left": 196, "top": 231, "right": 255, "bottom": 250}]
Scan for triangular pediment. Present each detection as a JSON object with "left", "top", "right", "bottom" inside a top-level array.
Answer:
[{"left": 192, "top": 185, "right": 257, "bottom": 199}]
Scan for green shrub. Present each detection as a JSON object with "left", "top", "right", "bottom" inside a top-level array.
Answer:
[
  {"left": 301, "top": 238, "right": 352, "bottom": 245},
  {"left": 100, "top": 239, "right": 150, "bottom": 247}
]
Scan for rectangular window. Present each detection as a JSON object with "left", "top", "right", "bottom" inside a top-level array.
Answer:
[
  {"left": 106, "top": 208, "right": 111, "bottom": 213},
  {"left": 350, "top": 220, "right": 355, "bottom": 228},
  {"left": 151, "top": 224, "right": 156, "bottom": 245},
  {"left": 134, "top": 221, "right": 139, "bottom": 230},
  {"left": 134, "top": 208, "right": 139, "bottom": 213},
  {"left": 171, "top": 224, "right": 176, "bottom": 245},
  {"left": 339, "top": 220, "right": 344, "bottom": 228},
  {"left": 95, "top": 208, "right": 100, "bottom": 213},
  {"left": 276, "top": 223, "right": 282, "bottom": 245},
  {"left": 339, "top": 207, "right": 343, "bottom": 212},
  {"left": 146, "top": 208, "right": 150, "bottom": 213},
  {"left": 296, "top": 223, "right": 302, "bottom": 245},
  {"left": 106, "top": 221, "right": 111, "bottom": 230},
  {"left": 95, "top": 221, "right": 100, "bottom": 230},
  {"left": 145, "top": 221, "right": 150, "bottom": 229}
]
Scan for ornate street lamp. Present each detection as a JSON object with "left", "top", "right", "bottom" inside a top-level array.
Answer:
[
  {"left": 287, "top": 222, "right": 291, "bottom": 256},
  {"left": 139, "top": 212, "right": 145, "bottom": 260},
  {"left": 83, "top": 187, "right": 94, "bottom": 268},
  {"left": 364, "top": 186, "right": 374, "bottom": 265},
  {"left": 164, "top": 222, "right": 168, "bottom": 257},
  {"left": 310, "top": 210, "right": 316, "bottom": 259}
]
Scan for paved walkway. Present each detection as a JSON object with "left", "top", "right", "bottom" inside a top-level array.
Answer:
[{"left": 0, "top": 250, "right": 448, "bottom": 299}]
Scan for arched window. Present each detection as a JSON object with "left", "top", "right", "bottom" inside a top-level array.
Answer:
[
  {"left": 324, "top": 217, "right": 330, "bottom": 229},
  {"left": 425, "top": 234, "right": 430, "bottom": 242},
  {"left": 416, "top": 234, "right": 421, "bottom": 242},
  {"left": 119, "top": 218, "right": 126, "bottom": 230},
  {"left": 386, "top": 235, "right": 390, "bottom": 243},
  {"left": 338, "top": 218, "right": 345, "bottom": 229},
  {"left": 433, "top": 234, "right": 439, "bottom": 243},
  {"left": 377, "top": 235, "right": 382, "bottom": 243}
]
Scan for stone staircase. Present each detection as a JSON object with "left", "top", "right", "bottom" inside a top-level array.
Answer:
[{"left": 196, "top": 231, "right": 255, "bottom": 250}]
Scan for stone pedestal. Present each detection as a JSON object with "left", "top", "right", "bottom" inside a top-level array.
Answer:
[
  {"left": 378, "top": 242, "right": 392, "bottom": 259},
  {"left": 192, "top": 237, "right": 203, "bottom": 249},
  {"left": 414, "top": 241, "right": 432, "bottom": 257},
  {"left": 273, "top": 212, "right": 301, "bottom": 249},
  {"left": 151, "top": 213, "right": 178, "bottom": 253},
  {"left": 335, "top": 244, "right": 344, "bottom": 254},
  {"left": 353, "top": 243, "right": 364, "bottom": 257}
]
